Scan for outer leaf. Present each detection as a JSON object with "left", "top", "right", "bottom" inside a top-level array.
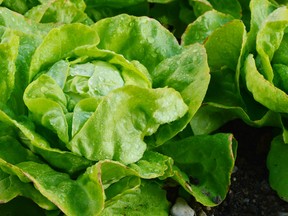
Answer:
[
  {"left": 13, "top": 162, "right": 104, "bottom": 216},
  {"left": 69, "top": 85, "right": 188, "bottom": 164},
  {"left": 272, "top": 64, "right": 288, "bottom": 93},
  {"left": 267, "top": 135, "right": 288, "bottom": 202},
  {"left": 190, "top": 17, "right": 250, "bottom": 135},
  {"left": 24, "top": 74, "right": 69, "bottom": 143},
  {"left": 244, "top": 54, "right": 288, "bottom": 113},
  {"left": 181, "top": 10, "right": 234, "bottom": 45},
  {"left": 247, "top": 0, "right": 277, "bottom": 52},
  {"left": 204, "top": 19, "right": 246, "bottom": 71},
  {"left": 0, "top": 137, "right": 56, "bottom": 210},
  {"left": 158, "top": 133, "right": 237, "bottom": 207},
  {"left": 101, "top": 180, "right": 170, "bottom": 216},
  {"left": 94, "top": 160, "right": 140, "bottom": 204},
  {"left": 188, "top": 0, "right": 213, "bottom": 17},
  {"left": 0, "top": 109, "right": 92, "bottom": 174},
  {"left": 0, "top": 173, "right": 56, "bottom": 210},
  {"left": 207, "top": 0, "right": 242, "bottom": 18},
  {"left": 150, "top": 44, "right": 210, "bottom": 145},
  {"left": 129, "top": 151, "right": 174, "bottom": 179},
  {"left": 0, "top": 28, "right": 19, "bottom": 104},
  {"left": 272, "top": 33, "right": 288, "bottom": 66},
  {"left": 256, "top": 6, "right": 288, "bottom": 81},
  {"left": 0, "top": 8, "right": 52, "bottom": 114},
  {"left": 92, "top": 14, "right": 181, "bottom": 72},
  {"left": 191, "top": 101, "right": 281, "bottom": 135}
]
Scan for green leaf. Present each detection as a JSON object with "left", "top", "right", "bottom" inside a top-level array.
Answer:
[
  {"left": 158, "top": 133, "right": 237, "bottom": 207},
  {"left": 272, "top": 33, "right": 288, "bottom": 65},
  {"left": 72, "top": 46, "right": 152, "bottom": 89},
  {"left": 191, "top": 101, "right": 281, "bottom": 135},
  {"left": 92, "top": 14, "right": 181, "bottom": 72},
  {"left": 0, "top": 137, "right": 56, "bottom": 210},
  {"left": 208, "top": 0, "right": 242, "bottom": 18},
  {"left": 267, "top": 135, "right": 288, "bottom": 202},
  {"left": 0, "top": 7, "right": 55, "bottom": 115},
  {"left": 272, "top": 64, "right": 288, "bottom": 94},
  {"left": 69, "top": 85, "right": 188, "bottom": 164},
  {"left": 15, "top": 162, "right": 104, "bottom": 216},
  {"left": 204, "top": 19, "right": 246, "bottom": 71},
  {"left": 150, "top": 43, "right": 210, "bottom": 145},
  {"left": 94, "top": 160, "right": 140, "bottom": 204},
  {"left": 1, "top": 0, "right": 40, "bottom": 14},
  {"left": 25, "top": 0, "right": 92, "bottom": 25},
  {"left": 101, "top": 180, "right": 170, "bottom": 216},
  {"left": 244, "top": 54, "right": 288, "bottom": 113},
  {"left": 188, "top": 0, "right": 213, "bottom": 17},
  {"left": 246, "top": 0, "right": 277, "bottom": 52},
  {"left": 0, "top": 28, "right": 19, "bottom": 104},
  {"left": 182, "top": 10, "right": 234, "bottom": 45},
  {"left": 24, "top": 74, "right": 69, "bottom": 144},
  {"left": 129, "top": 151, "right": 174, "bottom": 179},
  {"left": 29, "top": 23, "right": 99, "bottom": 82},
  {"left": 255, "top": 6, "right": 288, "bottom": 81},
  {"left": 71, "top": 97, "right": 102, "bottom": 137},
  {"left": 0, "top": 109, "right": 92, "bottom": 174}
]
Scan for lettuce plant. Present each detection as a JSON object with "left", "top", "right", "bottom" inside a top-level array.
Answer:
[
  {"left": 1, "top": 0, "right": 288, "bottom": 214},
  {"left": 0, "top": 3, "right": 239, "bottom": 215}
]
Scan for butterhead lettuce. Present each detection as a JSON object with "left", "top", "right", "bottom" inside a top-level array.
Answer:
[{"left": 16, "top": 0, "right": 288, "bottom": 213}]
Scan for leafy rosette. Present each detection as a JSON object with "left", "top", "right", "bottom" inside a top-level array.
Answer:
[
  {"left": 243, "top": 0, "right": 288, "bottom": 114},
  {"left": 240, "top": 0, "right": 288, "bottom": 201},
  {"left": 23, "top": 21, "right": 189, "bottom": 165},
  {"left": 180, "top": 1, "right": 286, "bottom": 137},
  {"left": 0, "top": 9, "right": 238, "bottom": 215}
]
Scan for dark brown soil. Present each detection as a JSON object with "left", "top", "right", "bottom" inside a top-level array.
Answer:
[{"left": 196, "top": 120, "right": 288, "bottom": 216}]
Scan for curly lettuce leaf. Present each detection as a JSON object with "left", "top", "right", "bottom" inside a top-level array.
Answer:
[
  {"left": 244, "top": 54, "right": 288, "bottom": 113},
  {"left": 0, "top": 137, "right": 56, "bottom": 210},
  {"left": 0, "top": 7, "right": 54, "bottom": 114},
  {"left": 255, "top": 6, "right": 288, "bottom": 82},
  {"left": 188, "top": 19, "right": 247, "bottom": 134},
  {"left": 158, "top": 133, "right": 237, "bottom": 207},
  {"left": 129, "top": 151, "right": 174, "bottom": 179},
  {"left": 0, "top": 0, "right": 40, "bottom": 14},
  {"left": 24, "top": 74, "right": 69, "bottom": 143},
  {"left": 182, "top": 10, "right": 234, "bottom": 45},
  {"left": 267, "top": 135, "right": 288, "bottom": 202},
  {"left": 6, "top": 161, "right": 104, "bottom": 216},
  {"left": 69, "top": 85, "right": 188, "bottom": 164},
  {"left": 150, "top": 43, "right": 210, "bottom": 144},
  {"left": 0, "top": 109, "right": 92, "bottom": 174},
  {"left": 0, "top": 27, "right": 19, "bottom": 105},
  {"left": 25, "top": 0, "right": 93, "bottom": 25},
  {"left": 246, "top": 0, "right": 278, "bottom": 52},
  {"left": 92, "top": 14, "right": 181, "bottom": 72},
  {"left": 29, "top": 23, "right": 100, "bottom": 82},
  {"left": 101, "top": 180, "right": 170, "bottom": 216},
  {"left": 189, "top": 0, "right": 242, "bottom": 19}
]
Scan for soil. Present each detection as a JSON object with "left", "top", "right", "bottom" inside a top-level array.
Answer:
[{"left": 191, "top": 120, "right": 288, "bottom": 216}]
